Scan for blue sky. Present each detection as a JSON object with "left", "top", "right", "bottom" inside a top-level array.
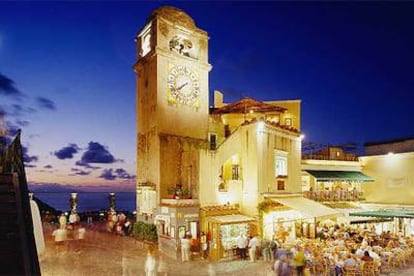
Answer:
[{"left": 1, "top": 1, "right": 413, "bottom": 190}]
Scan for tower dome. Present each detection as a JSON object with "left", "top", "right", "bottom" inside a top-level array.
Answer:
[{"left": 149, "top": 6, "right": 196, "bottom": 29}]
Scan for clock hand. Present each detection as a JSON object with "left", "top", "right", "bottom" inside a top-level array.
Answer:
[{"left": 177, "top": 82, "right": 189, "bottom": 91}]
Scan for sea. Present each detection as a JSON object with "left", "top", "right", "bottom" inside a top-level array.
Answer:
[{"left": 33, "top": 192, "right": 136, "bottom": 213}]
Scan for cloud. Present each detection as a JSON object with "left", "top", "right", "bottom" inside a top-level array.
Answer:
[
  {"left": 36, "top": 97, "right": 56, "bottom": 110},
  {"left": 54, "top": 144, "right": 80, "bottom": 160},
  {"left": 0, "top": 73, "right": 22, "bottom": 97},
  {"left": 70, "top": 168, "right": 90, "bottom": 176},
  {"left": 75, "top": 160, "right": 100, "bottom": 170},
  {"left": 44, "top": 164, "right": 53, "bottom": 169},
  {"left": 99, "top": 168, "right": 117, "bottom": 180},
  {"left": 11, "top": 104, "right": 36, "bottom": 117},
  {"left": 80, "top": 142, "right": 116, "bottom": 164},
  {"left": 16, "top": 120, "right": 30, "bottom": 127},
  {"left": 98, "top": 168, "right": 135, "bottom": 181},
  {"left": 22, "top": 145, "right": 38, "bottom": 164},
  {"left": 114, "top": 168, "right": 135, "bottom": 179}
]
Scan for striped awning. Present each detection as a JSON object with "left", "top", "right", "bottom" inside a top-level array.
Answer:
[
  {"left": 305, "top": 170, "right": 374, "bottom": 182},
  {"left": 271, "top": 196, "right": 343, "bottom": 221}
]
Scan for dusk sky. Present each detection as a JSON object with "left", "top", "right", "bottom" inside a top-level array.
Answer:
[{"left": 1, "top": 1, "right": 413, "bottom": 191}]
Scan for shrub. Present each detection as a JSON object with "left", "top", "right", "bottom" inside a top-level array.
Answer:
[{"left": 131, "top": 221, "right": 158, "bottom": 243}]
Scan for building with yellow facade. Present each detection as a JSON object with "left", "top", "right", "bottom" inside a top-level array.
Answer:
[
  {"left": 361, "top": 138, "right": 414, "bottom": 206},
  {"left": 134, "top": 6, "right": 341, "bottom": 260}
]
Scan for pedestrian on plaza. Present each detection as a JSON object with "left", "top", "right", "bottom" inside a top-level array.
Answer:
[
  {"left": 262, "top": 239, "right": 271, "bottom": 261},
  {"left": 236, "top": 233, "right": 247, "bottom": 260},
  {"left": 85, "top": 211, "right": 92, "bottom": 227},
  {"left": 145, "top": 251, "right": 156, "bottom": 276},
  {"left": 293, "top": 246, "right": 306, "bottom": 276},
  {"left": 200, "top": 231, "right": 208, "bottom": 259},
  {"left": 58, "top": 213, "right": 67, "bottom": 230},
  {"left": 361, "top": 251, "right": 373, "bottom": 262},
  {"left": 207, "top": 263, "right": 216, "bottom": 276},
  {"left": 269, "top": 237, "right": 279, "bottom": 261},
  {"left": 248, "top": 235, "right": 258, "bottom": 262},
  {"left": 272, "top": 255, "right": 283, "bottom": 275},
  {"left": 274, "top": 255, "right": 290, "bottom": 276},
  {"left": 157, "top": 254, "right": 168, "bottom": 276},
  {"left": 180, "top": 233, "right": 191, "bottom": 262}
]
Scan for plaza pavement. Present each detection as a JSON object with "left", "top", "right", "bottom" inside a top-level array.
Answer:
[{"left": 39, "top": 223, "right": 414, "bottom": 276}]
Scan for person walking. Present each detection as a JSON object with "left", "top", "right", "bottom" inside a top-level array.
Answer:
[
  {"left": 293, "top": 246, "right": 307, "bottom": 276},
  {"left": 145, "top": 251, "right": 156, "bottom": 276},
  {"left": 180, "top": 233, "right": 191, "bottom": 262},
  {"left": 262, "top": 239, "right": 271, "bottom": 262},
  {"left": 273, "top": 255, "right": 291, "bottom": 276},
  {"left": 248, "top": 235, "right": 258, "bottom": 262},
  {"left": 200, "top": 231, "right": 208, "bottom": 259},
  {"left": 236, "top": 233, "right": 248, "bottom": 260},
  {"left": 279, "top": 255, "right": 291, "bottom": 276},
  {"left": 269, "top": 237, "right": 279, "bottom": 261},
  {"left": 273, "top": 255, "right": 283, "bottom": 276}
]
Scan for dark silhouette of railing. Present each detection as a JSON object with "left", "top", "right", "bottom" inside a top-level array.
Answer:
[{"left": 0, "top": 130, "right": 40, "bottom": 275}]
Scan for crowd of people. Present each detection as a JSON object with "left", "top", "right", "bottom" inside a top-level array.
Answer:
[
  {"left": 106, "top": 212, "right": 133, "bottom": 236},
  {"left": 212, "top": 222, "right": 414, "bottom": 276},
  {"left": 233, "top": 224, "right": 414, "bottom": 276}
]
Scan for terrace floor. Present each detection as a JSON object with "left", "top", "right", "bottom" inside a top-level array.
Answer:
[{"left": 39, "top": 222, "right": 414, "bottom": 276}]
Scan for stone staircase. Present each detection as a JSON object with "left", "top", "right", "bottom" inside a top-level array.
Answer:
[{"left": 0, "top": 172, "right": 40, "bottom": 275}]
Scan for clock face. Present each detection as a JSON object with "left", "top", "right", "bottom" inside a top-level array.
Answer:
[{"left": 167, "top": 65, "right": 200, "bottom": 106}]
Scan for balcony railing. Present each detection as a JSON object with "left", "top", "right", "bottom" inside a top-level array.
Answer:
[
  {"left": 303, "top": 190, "right": 364, "bottom": 202},
  {"left": 302, "top": 154, "right": 359, "bottom": 162}
]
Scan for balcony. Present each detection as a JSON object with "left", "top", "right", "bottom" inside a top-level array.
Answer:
[
  {"left": 303, "top": 190, "right": 364, "bottom": 202},
  {"left": 160, "top": 198, "right": 199, "bottom": 207},
  {"left": 302, "top": 154, "right": 359, "bottom": 162}
]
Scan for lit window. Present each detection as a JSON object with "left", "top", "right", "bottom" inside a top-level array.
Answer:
[
  {"left": 140, "top": 189, "right": 156, "bottom": 214},
  {"left": 141, "top": 32, "right": 151, "bottom": 56},
  {"left": 285, "top": 118, "right": 292, "bottom": 126},
  {"left": 232, "top": 165, "right": 240, "bottom": 180},
  {"left": 275, "top": 150, "right": 288, "bottom": 177}
]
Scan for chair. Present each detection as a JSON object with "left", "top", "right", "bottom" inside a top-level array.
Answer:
[
  {"left": 343, "top": 265, "right": 357, "bottom": 276},
  {"left": 389, "top": 253, "right": 402, "bottom": 268},
  {"left": 361, "top": 261, "right": 376, "bottom": 276},
  {"left": 380, "top": 256, "right": 392, "bottom": 275},
  {"left": 52, "top": 229, "right": 67, "bottom": 242}
]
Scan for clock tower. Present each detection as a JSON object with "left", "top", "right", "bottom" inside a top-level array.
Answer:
[{"left": 134, "top": 6, "right": 211, "bottom": 216}]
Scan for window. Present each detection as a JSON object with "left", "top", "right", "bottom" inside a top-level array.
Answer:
[
  {"left": 141, "top": 31, "right": 151, "bottom": 56},
  {"left": 285, "top": 118, "right": 292, "bottom": 126},
  {"left": 140, "top": 189, "right": 156, "bottom": 214},
  {"left": 224, "top": 125, "right": 231, "bottom": 137},
  {"left": 209, "top": 133, "right": 217, "bottom": 150},
  {"left": 274, "top": 150, "right": 288, "bottom": 177},
  {"left": 232, "top": 164, "right": 240, "bottom": 180},
  {"left": 277, "top": 180, "right": 285, "bottom": 191}
]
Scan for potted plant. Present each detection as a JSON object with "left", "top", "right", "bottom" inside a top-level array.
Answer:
[
  {"left": 180, "top": 188, "right": 191, "bottom": 199},
  {"left": 167, "top": 186, "right": 176, "bottom": 197}
]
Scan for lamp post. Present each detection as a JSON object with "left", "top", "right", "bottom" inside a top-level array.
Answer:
[
  {"left": 69, "top": 192, "right": 79, "bottom": 226},
  {"left": 109, "top": 192, "right": 116, "bottom": 214}
]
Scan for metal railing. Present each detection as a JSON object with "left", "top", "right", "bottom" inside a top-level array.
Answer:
[
  {"left": 302, "top": 154, "right": 359, "bottom": 161},
  {"left": 303, "top": 190, "right": 364, "bottom": 202}
]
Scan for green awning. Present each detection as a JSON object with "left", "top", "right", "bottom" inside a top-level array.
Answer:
[
  {"left": 305, "top": 170, "right": 374, "bottom": 182},
  {"left": 350, "top": 218, "right": 393, "bottom": 224},
  {"left": 349, "top": 209, "right": 414, "bottom": 219}
]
